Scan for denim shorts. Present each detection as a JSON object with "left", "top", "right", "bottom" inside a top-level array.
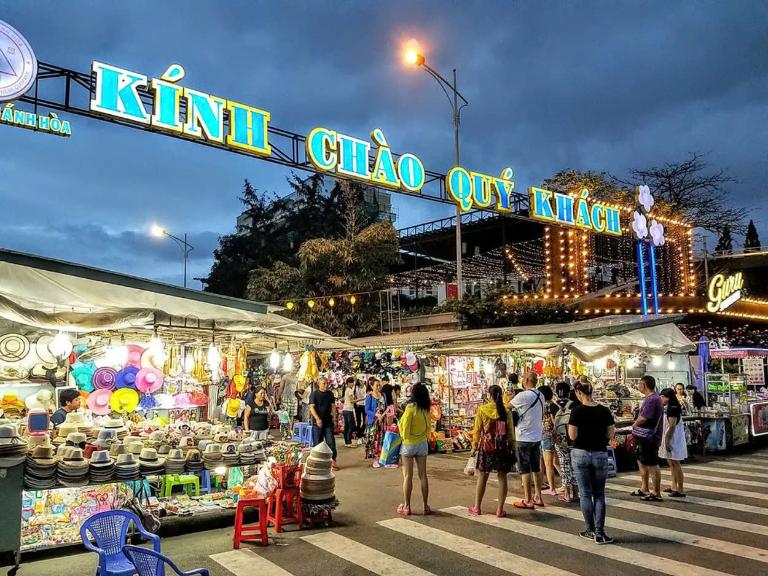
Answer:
[
  {"left": 541, "top": 435, "right": 555, "bottom": 452},
  {"left": 401, "top": 440, "right": 428, "bottom": 457}
]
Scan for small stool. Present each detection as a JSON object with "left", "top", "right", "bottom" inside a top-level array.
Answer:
[
  {"left": 233, "top": 496, "right": 269, "bottom": 548},
  {"left": 162, "top": 474, "right": 200, "bottom": 497},
  {"left": 292, "top": 423, "right": 312, "bottom": 446},
  {"left": 197, "top": 470, "right": 211, "bottom": 495},
  {"left": 267, "top": 487, "right": 302, "bottom": 533}
]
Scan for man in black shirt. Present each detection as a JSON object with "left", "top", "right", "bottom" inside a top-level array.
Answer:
[{"left": 309, "top": 376, "right": 338, "bottom": 468}]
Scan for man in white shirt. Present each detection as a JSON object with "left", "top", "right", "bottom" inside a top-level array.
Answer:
[{"left": 511, "top": 373, "right": 545, "bottom": 509}]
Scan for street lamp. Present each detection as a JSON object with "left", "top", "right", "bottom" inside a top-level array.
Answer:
[
  {"left": 150, "top": 224, "right": 194, "bottom": 288},
  {"left": 403, "top": 40, "right": 469, "bottom": 299}
]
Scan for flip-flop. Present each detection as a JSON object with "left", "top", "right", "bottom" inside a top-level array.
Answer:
[
  {"left": 396, "top": 504, "right": 411, "bottom": 516},
  {"left": 629, "top": 490, "right": 648, "bottom": 497},
  {"left": 669, "top": 491, "right": 687, "bottom": 498},
  {"left": 468, "top": 506, "right": 481, "bottom": 516},
  {"left": 533, "top": 500, "right": 545, "bottom": 507},
  {"left": 663, "top": 488, "right": 673, "bottom": 493},
  {"left": 496, "top": 509, "right": 508, "bottom": 518},
  {"left": 513, "top": 501, "right": 535, "bottom": 510},
  {"left": 557, "top": 495, "right": 570, "bottom": 503},
  {"left": 641, "top": 494, "right": 663, "bottom": 502},
  {"left": 424, "top": 505, "right": 433, "bottom": 515}
]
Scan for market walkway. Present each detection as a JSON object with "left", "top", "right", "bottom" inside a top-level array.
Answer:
[{"left": 19, "top": 446, "right": 768, "bottom": 576}]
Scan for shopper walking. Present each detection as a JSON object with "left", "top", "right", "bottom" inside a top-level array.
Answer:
[
  {"left": 397, "top": 383, "right": 433, "bottom": 516},
  {"left": 553, "top": 380, "right": 579, "bottom": 502},
  {"left": 310, "top": 376, "right": 338, "bottom": 469},
  {"left": 569, "top": 380, "right": 616, "bottom": 544},
  {"left": 353, "top": 379, "right": 367, "bottom": 445},
  {"left": 631, "top": 375, "right": 664, "bottom": 501},
  {"left": 511, "top": 373, "right": 545, "bottom": 509},
  {"left": 364, "top": 380, "right": 385, "bottom": 463},
  {"left": 659, "top": 388, "right": 687, "bottom": 497},
  {"left": 244, "top": 387, "right": 271, "bottom": 440},
  {"left": 342, "top": 377, "right": 360, "bottom": 448},
  {"left": 538, "top": 385, "right": 560, "bottom": 496},
  {"left": 469, "top": 385, "right": 516, "bottom": 517}
]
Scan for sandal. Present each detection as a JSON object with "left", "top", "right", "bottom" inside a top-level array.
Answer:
[
  {"left": 669, "top": 491, "right": 686, "bottom": 498},
  {"left": 663, "top": 488, "right": 673, "bottom": 494},
  {"left": 640, "top": 494, "right": 663, "bottom": 502},
  {"left": 468, "top": 506, "right": 481, "bottom": 516},
  {"left": 629, "top": 490, "right": 648, "bottom": 497},
  {"left": 557, "top": 495, "right": 570, "bottom": 503},
  {"left": 513, "top": 501, "right": 535, "bottom": 510},
  {"left": 396, "top": 504, "right": 411, "bottom": 516},
  {"left": 496, "top": 509, "right": 508, "bottom": 518},
  {"left": 424, "top": 505, "right": 433, "bottom": 515},
  {"left": 533, "top": 500, "right": 545, "bottom": 507}
]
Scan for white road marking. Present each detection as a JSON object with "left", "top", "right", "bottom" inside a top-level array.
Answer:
[
  {"left": 603, "top": 497, "right": 768, "bottom": 536},
  {"left": 443, "top": 506, "right": 735, "bottom": 576},
  {"left": 379, "top": 518, "right": 578, "bottom": 576},
  {"left": 210, "top": 549, "right": 294, "bottom": 576},
  {"left": 607, "top": 483, "right": 768, "bottom": 517},
  {"left": 684, "top": 465, "right": 765, "bottom": 477},
  {"left": 731, "top": 456, "right": 768, "bottom": 465},
  {"left": 610, "top": 477, "right": 768, "bottom": 501},
  {"left": 705, "top": 461, "right": 767, "bottom": 472},
  {"left": 661, "top": 471, "right": 768, "bottom": 488},
  {"left": 538, "top": 504, "right": 768, "bottom": 564},
  {"left": 302, "top": 531, "right": 437, "bottom": 576}
]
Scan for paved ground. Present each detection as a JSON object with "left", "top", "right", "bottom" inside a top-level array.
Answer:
[{"left": 18, "top": 442, "right": 768, "bottom": 576}]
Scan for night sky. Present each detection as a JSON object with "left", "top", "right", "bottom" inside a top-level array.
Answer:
[{"left": 1, "top": 1, "right": 766, "bottom": 287}]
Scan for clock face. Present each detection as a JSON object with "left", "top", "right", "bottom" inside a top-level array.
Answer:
[{"left": 0, "top": 20, "right": 37, "bottom": 102}]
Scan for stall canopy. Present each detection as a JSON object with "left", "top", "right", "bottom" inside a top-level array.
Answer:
[
  {"left": 346, "top": 314, "right": 695, "bottom": 357},
  {"left": 0, "top": 249, "right": 347, "bottom": 352}
]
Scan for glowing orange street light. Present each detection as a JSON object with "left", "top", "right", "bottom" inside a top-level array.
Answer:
[{"left": 403, "top": 42, "right": 425, "bottom": 66}]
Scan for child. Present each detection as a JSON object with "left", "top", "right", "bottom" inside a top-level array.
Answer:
[{"left": 277, "top": 409, "right": 292, "bottom": 439}]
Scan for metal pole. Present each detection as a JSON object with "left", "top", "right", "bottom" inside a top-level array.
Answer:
[
  {"left": 453, "top": 68, "right": 463, "bottom": 301},
  {"left": 702, "top": 235, "right": 710, "bottom": 288},
  {"left": 183, "top": 233, "right": 188, "bottom": 288}
]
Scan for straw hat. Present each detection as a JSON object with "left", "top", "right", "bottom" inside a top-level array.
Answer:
[
  {"left": 65, "top": 432, "right": 87, "bottom": 447},
  {"left": 30, "top": 445, "right": 56, "bottom": 465},
  {"left": 225, "top": 398, "right": 242, "bottom": 419},
  {"left": 110, "top": 388, "right": 139, "bottom": 413},
  {"left": 25, "top": 389, "right": 55, "bottom": 412},
  {"left": 89, "top": 450, "right": 114, "bottom": 467},
  {"left": 86, "top": 389, "right": 113, "bottom": 416},
  {"left": 54, "top": 423, "right": 78, "bottom": 443},
  {"left": 0, "top": 333, "right": 30, "bottom": 362}
]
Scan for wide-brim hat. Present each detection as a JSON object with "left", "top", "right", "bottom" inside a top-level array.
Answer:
[
  {"left": 92, "top": 367, "right": 117, "bottom": 391},
  {"left": 141, "top": 348, "right": 167, "bottom": 371},
  {"left": 102, "top": 417, "right": 126, "bottom": 430},
  {"left": 125, "top": 345, "right": 144, "bottom": 368},
  {"left": 70, "top": 364, "right": 96, "bottom": 392},
  {"left": 30, "top": 445, "right": 56, "bottom": 465},
  {"left": 0, "top": 424, "right": 24, "bottom": 443},
  {"left": 89, "top": 450, "right": 114, "bottom": 466},
  {"left": 116, "top": 453, "right": 139, "bottom": 466},
  {"left": 225, "top": 398, "right": 241, "bottom": 418},
  {"left": 110, "top": 388, "right": 139, "bottom": 413},
  {"left": 135, "top": 368, "right": 163, "bottom": 394},
  {"left": 35, "top": 335, "right": 58, "bottom": 365},
  {"left": 86, "top": 389, "right": 113, "bottom": 416},
  {"left": 115, "top": 366, "right": 139, "bottom": 390},
  {"left": 0, "top": 333, "right": 30, "bottom": 362},
  {"left": 25, "top": 389, "right": 56, "bottom": 412}
]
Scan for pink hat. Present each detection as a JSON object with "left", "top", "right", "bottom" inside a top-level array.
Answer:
[
  {"left": 86, "top": 389, "right": 113, "bottom": 416},
  {"left": 135, "top": 368, "right": 163, "bottom": 394},
  {"left": 126, "top": 345, "right": 144, "bottom": 368}
]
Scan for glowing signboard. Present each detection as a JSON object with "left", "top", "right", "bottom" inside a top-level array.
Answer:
[
  {"left": 446, "top": 167, "right": 516, "bottom": 212},
  {"left": 707, "top": 272, "right": 743, "bottom": 312},
  {"left": 528, "top": 187, "right": 622, "bottom": 236},
  {"left": 1, "top": 103, "right": 71, "bottom": 136}
]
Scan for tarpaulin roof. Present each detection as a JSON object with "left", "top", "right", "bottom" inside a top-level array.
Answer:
[{"left": 0, "top": 249, "right": 347, "bottom": 352}]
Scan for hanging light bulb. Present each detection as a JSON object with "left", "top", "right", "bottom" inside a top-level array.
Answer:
[
  {"left": 184, "top": 353, "right": 195, "bottom": 374},
  {"left": 286, "top": 302, "right": 295, "bottom": 310},
  {"left": 149, "top": 332, "right": 164, "bottom": 352},
  {"left": 282, "top": 352, "right": 293, "bottom": 372},
  {"left": 328, "top": 297, "right": 335, "bottom": 308},
  {"left": 626, "top": 357, "right": 637, "bottom": 369},
  {"left": 208, "top": 342, "right": 220, "bottom": 379},
  {"left": 270, "top": 345, "right": 280, "bottom": 370},
  {"left": 49, "top": 332, "right": 73, "bottom": 359},
  {"left": 651, "top": 355, "right": 663, "bottom": 367},
  {"left": 668, "top": 355, "right": 676, "bottom": 370},
  {"left": 307, "top": 299, "right": 316, "bottom": 309},
  {"left": 350, "top": 295, "right": 357, "bottom": 305}
]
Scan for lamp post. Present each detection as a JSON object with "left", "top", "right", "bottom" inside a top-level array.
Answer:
[
  {"left": 404, "top": 43, "right": 469, "bottom": 299},
  {"left": 151, "top": 224, "right": 194, "bottom": 288}
]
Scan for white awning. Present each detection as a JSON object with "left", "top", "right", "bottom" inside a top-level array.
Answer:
[{"left": 559, "top": 322, "right": 695, "bottom": 361}]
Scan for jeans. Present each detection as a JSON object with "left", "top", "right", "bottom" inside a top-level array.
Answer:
[
  {"left": 343, "top": 410, "right": 356, "bottom": 445},
  {"left": 354, "top": 405, "right": 366, "bottom": 438},
  {"left": 571, "top": 448, "right": 609, "bottom": 534},
  {"left": 312, "top": 423, "right": 337, "bottom": 460}
]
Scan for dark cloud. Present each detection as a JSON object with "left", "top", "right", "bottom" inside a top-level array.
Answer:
[{"left": 1, "top": 0, "right": 766, "bottom": 286}]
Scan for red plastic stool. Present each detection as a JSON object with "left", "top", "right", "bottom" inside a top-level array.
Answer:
[
  {"left": 267, "top": 487, "right": 302, "bottom": 533},
  {"left": 233, "top": 495, "right": 269, "bottom": 548}
]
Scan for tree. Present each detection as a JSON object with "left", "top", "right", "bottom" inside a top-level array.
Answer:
[
  {"left": 715, "top": 224, "right": 734, "bottom": 254},
  {"left": 625, "top": 153, "right": 747, "bottom": 233},
  {"left": 541, "top": 170, "right": 629, "bottom": 205},
  {"left": 745, "top": 219, "right": 761, "bottom": 250}
]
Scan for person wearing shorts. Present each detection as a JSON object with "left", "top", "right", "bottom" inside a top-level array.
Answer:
[
  {"left": 512, "top": 373, "right": 545, "bottom": 509},
  {"left": 631, "top": 375, "right": 664, "bottom": 501},
  {"left": 396, "top": 384, "right": 432, "bottom": 516}
]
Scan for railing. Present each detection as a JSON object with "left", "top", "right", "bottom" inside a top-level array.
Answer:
[{"left": 398, "top": 209, "right": 515, "bottom": 239}]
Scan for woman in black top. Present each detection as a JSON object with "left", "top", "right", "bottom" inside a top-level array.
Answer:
[
  {"left": 244, "top": 387, "right": 271, "bottom": 440},
  {"left": 568, "top": 381, "right": 616, "bottom": 545}
]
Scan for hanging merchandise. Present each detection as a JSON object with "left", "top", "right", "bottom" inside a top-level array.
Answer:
[
  {"left": 297, "top": 348, "right": 319, "bottom": 382},
  {"left": 70, "top": 362, "right": 96, "bottom": 392},
  {"left": 110, "top": 388, "right": 140, "bottom": 414}
]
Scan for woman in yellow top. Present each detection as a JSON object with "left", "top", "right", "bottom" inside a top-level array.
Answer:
[
  {"left": 397, "top": 383, "right": 432, "bottom": 516},
  {"left": 470, "top": 384, "right": 516, "bottom": 517}
]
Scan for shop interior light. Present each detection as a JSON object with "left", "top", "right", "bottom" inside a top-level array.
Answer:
[
  {"left": 184, "top": 353, "right": 195, "bottom": 374},
  {"left": 49, "top": 331, "right": 73, "bottom": 359},
  {"left": 214, "top": 465, "right": 227, "bottom": 475},
  {"left": 651, "top": 355, "right": 663, "bottom": 367},
  {"left": 270, "top": 345, "right": 280, "bottom": 370},
  {"left": 282, "top": 352, "right": 293, "bottom": 372},
  {"left": 626, "top": 357, "right": 637, "bottom": 369},
  {"left": 668, "top": 355, "right": 676, "bottom": 370},
  {"left": 593, "top": 357, "right": 607, "bottom": 370}
]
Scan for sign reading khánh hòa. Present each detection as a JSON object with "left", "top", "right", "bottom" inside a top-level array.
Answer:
[
  {"left": 528, "top": 187, "right": 622, "bottom": 236},
  {"left": 707, "top": 272, "right": 743, "bottom": 313},
  {"left": 1, "top": 104, "right": 71, "bottom": 136}
]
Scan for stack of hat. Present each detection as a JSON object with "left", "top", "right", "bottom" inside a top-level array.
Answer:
[
  {"left": 24, "top": 443, "right": 57, "bottom": 489},
  {"left": 300, "top": 441, "right": 336, "bottom": 502},
  {"left": 202, "top": 444, "right": 223, "bottom": 471},
  {"left": 126, "top": 441, "right": 145, "bottom": 457},
  {"left": 185, "top": 449, "right": 204, "bottom": 474},
  {"left": 63, "top": 412, "right": 92, "bottom": 433},
  {"left": 53, "top": 424, "right": 78, "bottom": 446},
  {"left": 115, "top": 453, "right": 140, "bottom": 480},
  {"left": 138, "top": 448, "right": 165, "bottom": 475},
  {"left": 0, "top": 394, "right": 25, "bottom": 418},
  {"left": 0, "top": 424, "right": 27, "bottom": 467},
  {"left": 102, "top": 418, "right": 128, "bottom": 440},
  {"left": 253, "top": 441, "right": 267, "bottom": 462},
  {"left": 109, "top": 442, "right": 126, "bottom": 458},
  {"left": 26, "top": 433, "right": 52, "bottom": 453},
  {"left": 89, "top": 450, "right": 116, "bottom": 483},
  {"left": 165, "top": 449, "right": 186, "bottom": 474},
  {"left": 93, "top": 429, "right": 118, "bottom": 450},
  {"left": 237, "top": 441, "right": 257, "bottom": 466},
  {"left": 57, "top": 447, "right": 90, "bottom": 487},
  {"left": 221, "top": 443, "right": 239, "bottom": 467}
]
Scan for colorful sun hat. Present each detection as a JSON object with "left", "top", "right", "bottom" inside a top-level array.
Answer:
[
  {"left": 125, "top": 345, "right": 144, "bottom": 368},
  {"left": 70, "top": 363, "right": 96, "bottom": 392},
  {"left": 141, "top": 348, "right": 167, "bottom": 370},
  {"left": 135, "top": 368, "right": 163, "bottom": 394},
  {"left": 0, "top": 333, "right": 30, "bottom": 362},
  {"left": 115, "top": 366, "right": 139, "bottom": 390},
  {"left": 225, "top": 398, "right": 242, "bottom": 418},
  {"left": 92, "top": 367, "right": 117, "bottom": 390},
  {"left": 86, "top": 389, "right": 113, "bottom": 416},
  {"left": 110, "top": 388, "right": 139, "bottom": 414}
]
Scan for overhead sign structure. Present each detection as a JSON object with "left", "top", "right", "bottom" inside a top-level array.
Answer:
[
  {"left": 1, "top": 103, "right": 71, "bottom": 136},
  {"left": 707, "top": 272, "right": 743, "bottom": 313},
  {"left": 528, "top": 187, "right": 622, "bottom": 236},
  {"left": 0, "top": 20, "right": 37, "bottom": 102}
]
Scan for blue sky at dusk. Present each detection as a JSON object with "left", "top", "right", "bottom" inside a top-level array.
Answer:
[{"left": 1, "top": 1, "right": 766, "bottom": 287}]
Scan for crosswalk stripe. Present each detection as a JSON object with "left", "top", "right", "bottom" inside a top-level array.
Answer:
[
  {"left": 302, "top": 532, "right": 436, "bottom": 576},
  {"left": 607, "top": 483, "right": 768, "bottom": 517},
  {"left": 705, "top": 461, "right": 767, "bottom": 471},
  {"left": 661, "top": 471, "right": 768, "bottom": 488},
  {"left": 537, "top": 504, "right": 768, "bottom": 564},
  {"left": 443, "top": 506, "right": 735, "bottom": 576},
  {"left": 613, "top": 478, "right": 768, "bottom": 501},
  {"left": 731, "top": 456, "right": 768, "bottom": 465},
  {"left": 379, "top": 518, "right": 578, "bottom": 576},
  {"left": 603, "top": 497, "right": 768, "bottom": 536},
  {"left": 210, "top": 549, "right": 293, "bottom": 576},
  {"left": 684, "top": 465, "right": 764, "bottom": 477}
]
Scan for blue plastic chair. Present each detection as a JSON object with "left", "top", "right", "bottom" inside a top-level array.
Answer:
[
  {"left": 123, "top": 546, "right": 209, "bottom": 576},
  {"left": 80, "top": 510, "right": 161, "bottom": 576}
]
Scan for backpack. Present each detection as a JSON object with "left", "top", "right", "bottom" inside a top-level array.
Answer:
[
  {"left": 553, "top": 401, "right": 574, "bottom": 440},
  {"left": 480, "top": 419, "right": 508, "bottom": 454}
]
